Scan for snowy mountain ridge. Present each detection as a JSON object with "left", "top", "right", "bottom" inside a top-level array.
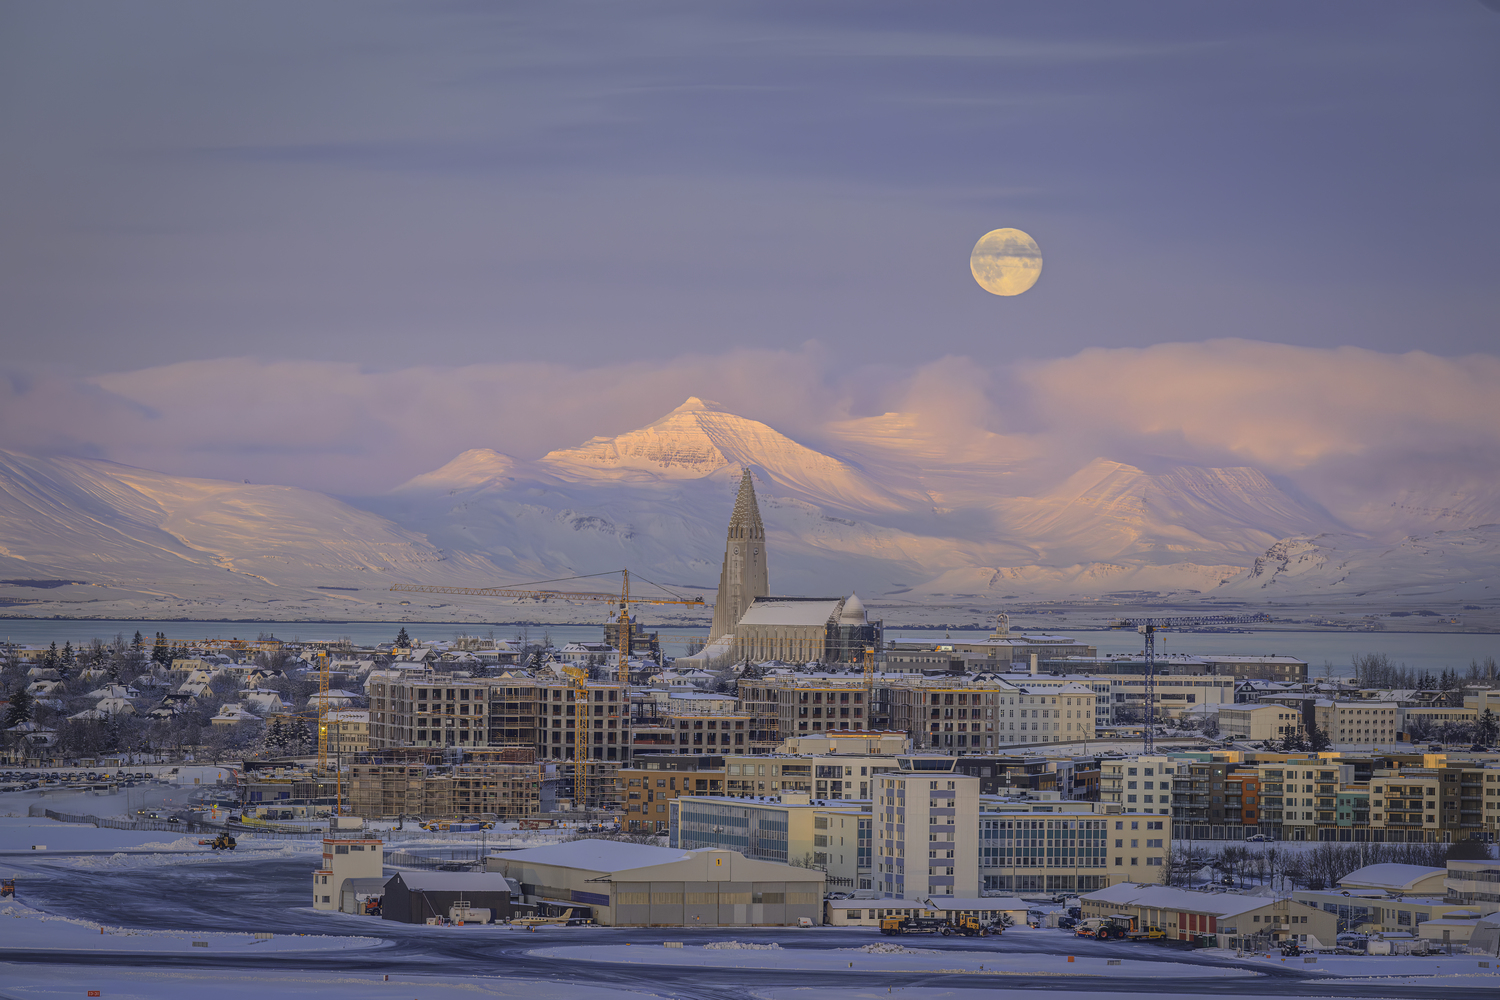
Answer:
[{"left": 1, "top": 397, "right": 1495, "bottom": 617}]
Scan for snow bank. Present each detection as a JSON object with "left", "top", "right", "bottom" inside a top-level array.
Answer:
[
  {"left": 852, "top": 942, "right": 941, "bottom": 955},
  {"left": 0, "top": 902, "right": 385, "bottom": 954},
  {"left": 66, "top": 841, "right": 316, "bottom": 869},
  {"left": 704, "top": 940, "right": 782, "bottom": 950},
  {"left": 527, "top": 944, "right": 1259, "bottom": 978}
]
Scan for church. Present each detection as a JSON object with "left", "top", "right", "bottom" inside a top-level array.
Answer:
[{"left": 690, "top": 468, "right": 880, "bottom": 665}]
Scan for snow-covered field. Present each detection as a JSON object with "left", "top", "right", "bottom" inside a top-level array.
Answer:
[
  {"left": 527, "top": 942, "right": 1259, "bottom": 978},
  {"left": 0, "top": 964, "right": 657, "bottom": 1000}
]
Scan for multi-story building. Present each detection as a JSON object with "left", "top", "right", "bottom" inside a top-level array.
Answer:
[
  {"left": 1102, "top": 675, "right": 1236, "bottom": 724},
  {"left": 618, "top": 755, "right": 725, "bottom": 833},
  {"left": 723, "top": 749, "right": 905, "bottom": 801},
  {"left": 1219, "top": 704, "right": 1303, "bottom": 742},
  {"left": 882, "top": 676, "right": 1097, "bottom": 752},
  {"left": 631, "top": 691, "right": 753, "bottom": 755},
  {"left": 978, "top": 793, "right": 1117, "bottom": 894},
  {"left": 672, "top": 792, "right": 872, "bottom": 888},
  {"left": 1102, "top": 755, "right": 1180, "bottom": 818},
  {"left": 1315, "top": 701, "right": 1400, "bottom": 745},
  {"left": 736, "top": 674, "right": 872, "bottom": 745},
  {"left": 324, "top": 709, "right": 369, "bottom": 755},
  {"left": 366, "top": 672, "right": 633, "bottom": 765},
  {"left": 873, "top": 756, "right": 981, "bottom": 900},
  {"left": 346, "top": 748, "right": 540, "bottom": 820}
]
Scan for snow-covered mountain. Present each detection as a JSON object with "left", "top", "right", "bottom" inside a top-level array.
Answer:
[
  {"left": 3, "top": 397, "right": 1494, "bottom": 618},
  {"left": 0, "top": 449, "right": 502, "bottom": 618},
  {"left": 371, "top": 398, "right": 1357, "bottom": 601}
]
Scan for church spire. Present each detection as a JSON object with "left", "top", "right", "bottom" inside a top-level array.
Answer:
[
  {"left": 709, "top": 467, "right": 769, "bottom": 642},
  {"left": 729, "top": 467, "right": 764, "bottom": 534}
]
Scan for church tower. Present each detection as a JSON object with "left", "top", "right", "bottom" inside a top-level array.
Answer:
[{"left": 709, "top": 468, "right": 770, "bottom": 641}]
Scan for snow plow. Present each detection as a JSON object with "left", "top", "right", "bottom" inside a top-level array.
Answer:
[{"left": 199, "top": 833, "right": 238, "bottom": 851}]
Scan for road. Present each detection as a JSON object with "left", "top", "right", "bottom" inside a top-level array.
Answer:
[{"left": 5, "top": 855, "right": 1495, "bottom": 999}]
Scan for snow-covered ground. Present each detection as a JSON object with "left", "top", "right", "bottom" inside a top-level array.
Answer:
[
  {"left": 0, "top": 964, "right": 657, "bottom": 1000},
  {"left": 527, "top": 942, "right": 1259, "bottom": 978},
  {"left": 749, "top": 992, "right": 1390, "bottom": 1000},
  {"left": 0, "top": 901, "right": 383, "bottom": 954}
]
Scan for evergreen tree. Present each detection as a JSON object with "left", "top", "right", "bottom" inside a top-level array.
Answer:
[
  {"left": 152, "top": 632, "right": 171, "bottom": 667},
  {"left": 4, "top": 686, "right": 33, "bottom": 727},
  {"left": 395, "top": 627, "right": 411, "bottom": 648},
  {"left": 1476, "top": 708, "right": 1499, "bottom": 747},
  {"left": 42, "top": 641, "right": 58, "bottom": 671},
  {"left": 132, "top": 631, "right": 145, "bottom": 654},
  {"left": 1307, "top": 724, "right": 1332, "bottom": 752}
]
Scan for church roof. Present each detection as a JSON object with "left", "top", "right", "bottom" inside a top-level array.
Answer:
[
  {"left": 739, "top": 597, "right": 843, "bottom": 627},
  {"left": 839, "top": 593, "right": 866, "bottom": 623}
]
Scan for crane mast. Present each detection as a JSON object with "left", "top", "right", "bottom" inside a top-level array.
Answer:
[{"left": 1109, "top": 613, "right": 1271, "bottom": 753}]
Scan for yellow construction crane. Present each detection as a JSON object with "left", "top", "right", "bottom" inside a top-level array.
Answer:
[
  {"left": 561, "top": 665, "right": 592, "bottom": 809},
  {"left": 390, "top": 569, "right": 706, "bottom": 682}
]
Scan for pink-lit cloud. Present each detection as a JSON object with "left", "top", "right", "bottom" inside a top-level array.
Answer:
[{"left": 0, "top": 340, "right": 1495, "bottom": 508}]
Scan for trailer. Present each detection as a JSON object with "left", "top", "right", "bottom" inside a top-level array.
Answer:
[
  {"left": 880, "top": 915, "right": 955, "bottom": 936},
  {"left": 1075, "top": 914, "right": 1165, "bottom": 942}
]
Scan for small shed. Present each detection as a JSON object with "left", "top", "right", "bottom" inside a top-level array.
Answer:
[
  {"left": 339, "top": 876, "right": 390, "bottom": 915},
  {"left": 382, "top": 871, "right": 520, "bottom": 925}
]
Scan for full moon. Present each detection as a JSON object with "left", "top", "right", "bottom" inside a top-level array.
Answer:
[{"left": 969, "top": 228, "right": 1042, "bottom": 296}]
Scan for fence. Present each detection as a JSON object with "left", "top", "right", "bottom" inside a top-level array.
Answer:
[
  {"left": 383, "top": 849, "right": 485, "bottom": 871},
  {"left": 42, "top": 810, "right": 574, "bottom": 844},
  {"left": 44, "top": 809, "right": 197, "bottom": 834}
]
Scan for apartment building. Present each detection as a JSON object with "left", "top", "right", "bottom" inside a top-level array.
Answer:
[
  {"left": 630, "top": 691, "right": 753, "bottom": 754},
  {"left": 619, "top": 755, "right": 724, "bottom": 833},
  {"left": 1104, "top": 675, "right": 1236, "bottom": 723},
  {"left": 671, "top": 793, "right": 872, "bottom": 888},
  {"left": 724, "top": 753, "right": 891, "bottom": 800},
  {"left": 366, "top": 671, "right": 634, "bottom": 764},
  {"left": 1102, "top": 755, "right": 1179, "bottom": 817},
  {"left": 873, "top": 757, "right": 981, "bottom": 899},
  {"left": 735, "top": 674, "right": 871, "bottom": 747},
  {"left": 1315, "top": 700, "right": 1400, "bottom": 744},
  {"left": 346, "top": 748, "right": 540, "bottom": 820},
  {"left": 883, "top": 676, "right": 1096, "bottom": 751},
  {"left": 1220, "top": 704, "right": 1302, "bottom": 742},
  {"left": 324, "top": 709, "right": 369, "bottom": 755}
]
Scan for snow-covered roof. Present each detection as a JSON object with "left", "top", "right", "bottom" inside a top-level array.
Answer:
[
  {"left": 919, "top": 896, "right": 1029, "bottom": 911},
  {"left": 498, "top": 838, "right": 696, "bottom": 872},
  {"left": 391, "top": 871, "right": 518, "bottom": 893},
  {"left": 738, "top": 597, "right": 843, "bottom": 628},
  {"left": 1338, "top": 864, "right": 1446, "bottom": 893},
  {"left": 1081, "top": 883, "right": 1273, "bottom": 918}
]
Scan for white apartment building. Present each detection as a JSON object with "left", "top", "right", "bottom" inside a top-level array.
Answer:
[
  {"left": 1316, "top": 700, "right": 1400, "bottom": 744},
  {"left": 1100, "top": 755, "right": 1180, "bottom": 817},
  {"left": 1220, "top": 704, "right": 1303, "bottom": 742},
  {"left": 875, "top": 758, "right": 980, "bottom": 899}
]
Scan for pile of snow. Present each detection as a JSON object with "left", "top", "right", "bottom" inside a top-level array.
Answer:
[
  {"left": 703, "top": 940, "right": 782, "bottom": 950},
  {"left": 69, "top": 842, "right": 316, "bottom": 869},
  {"left": 0, "top": 902, "right": 384, "bottom": 954},
  {"left": 853, "top": 942, "right": 941, "bottom": 955}
]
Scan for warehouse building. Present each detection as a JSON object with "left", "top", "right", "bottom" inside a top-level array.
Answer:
[{"left": 487, "top": 839, "right": 823, "bottom": 926}]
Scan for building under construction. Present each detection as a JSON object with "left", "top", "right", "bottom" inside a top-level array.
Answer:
[{"left": 347, "top": 747, "right": 542, "bottom": 821}]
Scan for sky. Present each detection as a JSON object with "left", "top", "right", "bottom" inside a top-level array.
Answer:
[{"left": 1, "top": 1, "right": 1498, "bottom": 494}]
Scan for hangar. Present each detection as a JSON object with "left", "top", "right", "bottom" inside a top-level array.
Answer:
[
  {"left": 381, "top": 871, "right": 522, "bottom": 925},
  {"left": 488, "top": 839, "right": 823, "bottom": 927}
]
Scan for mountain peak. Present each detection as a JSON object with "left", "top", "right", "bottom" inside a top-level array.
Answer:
[{"left": 669, "top": 396, "right": 724, "bottom": 414}]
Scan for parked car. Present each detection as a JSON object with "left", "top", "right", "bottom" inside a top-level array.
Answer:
[{"left": 1246, "top": 834, "right": 1268, "bottom": 842}]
